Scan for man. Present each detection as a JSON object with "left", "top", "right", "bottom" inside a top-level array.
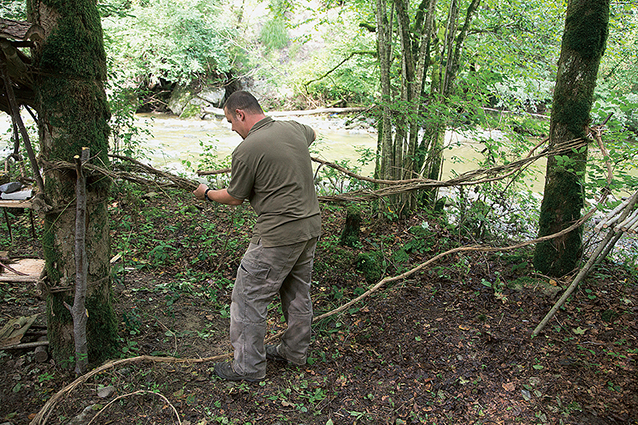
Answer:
[{"left": 193, "top": 91, "right": 321, "bottom": 382}]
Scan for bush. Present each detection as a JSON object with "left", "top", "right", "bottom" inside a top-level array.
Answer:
[{"left": 102, "top": 0, "right": 235, "bottom": 89}]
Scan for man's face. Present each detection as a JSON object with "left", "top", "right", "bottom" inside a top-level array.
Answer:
[{"left": 224, "top": 108, "right": 249, "bottom": 139}]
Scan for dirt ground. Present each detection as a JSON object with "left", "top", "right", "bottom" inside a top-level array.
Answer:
[{"left": 1, "top": 191, "right": 636, "bottom": 425}]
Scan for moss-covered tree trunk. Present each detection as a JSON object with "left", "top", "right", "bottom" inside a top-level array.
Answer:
[
  {"left": 533, "top": 0, "right": 610, "bottom": 277},
  {"left": 28, "top": 0, "right": 118, "bottom": 366}
]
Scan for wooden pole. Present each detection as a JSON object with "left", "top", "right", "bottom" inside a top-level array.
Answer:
[
  {"left": 532, "top": 191, "right": 638, "bottom": 337},
  {"left": 3, "top": 340, "right": 49, "bottom": 350},
  {"left": 0, "top": 65, "right": 45, "bottom": 194},
  {"left": 66, "top": 147, "right": 90, "bottom": 375}
]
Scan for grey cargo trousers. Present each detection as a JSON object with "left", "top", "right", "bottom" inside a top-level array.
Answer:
[{"left": 230, "top": 237, "right": 317, "bottom": 378}]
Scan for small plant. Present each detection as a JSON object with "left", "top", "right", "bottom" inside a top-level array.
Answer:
[
  {"left": 147, "top": 241, "right": 179, "bottom": 266},
  {"left": 38, "top": 372, "right": 55, "bottom": 383},
  {"left": 356, "top": 251, "right": 384, "bottom": 284},
  {"left": 481, "top": 272, "right": 508, "bottom": 302}
]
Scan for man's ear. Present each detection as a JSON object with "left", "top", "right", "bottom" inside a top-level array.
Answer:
[{"left": 235, "top": 109, "right": 245, "bottom": 121}]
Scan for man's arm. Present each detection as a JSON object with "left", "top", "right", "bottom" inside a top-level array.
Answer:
[{"left": 193, "top": 183, "right": 243, "bottom": 206}]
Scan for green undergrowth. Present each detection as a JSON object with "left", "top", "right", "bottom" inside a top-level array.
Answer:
[{"left": 105, "top": 183, "right": 499, "bottom": 333}]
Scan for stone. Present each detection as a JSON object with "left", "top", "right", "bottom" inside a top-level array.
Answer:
[
  {"left": 67, "top": 404, "right": 99, "bottom": 424},
  {"left": 0, "top": 182, "right": 22, "bottom": 194},
  {"left": 168, "top": 84, "right": 195, "bottom": 116},
  {"left": 97, "top": 385, "right": 115, "bottom": 398},
  {"left": 199, "top": 87, "right": 225, "bottom": 108}
]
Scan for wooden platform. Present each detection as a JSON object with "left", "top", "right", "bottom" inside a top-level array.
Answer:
[
  {"left": 0, "top": 258, "right": 46, "bottom": 283},
  {"left": 0, "top": 199, "right": 33, "bottom": 209},
  {"left": 0, "top": 314, "right": 39, "bottom": 349}
]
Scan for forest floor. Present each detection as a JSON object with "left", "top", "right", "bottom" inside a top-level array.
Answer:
[{"left": 0, "top": 186, "right": 637, "bottom": 425}]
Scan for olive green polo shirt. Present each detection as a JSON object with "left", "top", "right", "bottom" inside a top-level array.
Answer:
[{"left": 227, "top": 117, "right": 321, "bottom": 247}]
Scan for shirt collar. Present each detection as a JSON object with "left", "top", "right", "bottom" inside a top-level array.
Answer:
[{"left": 247, "top": 116, "right": 273, "bottom": 137}]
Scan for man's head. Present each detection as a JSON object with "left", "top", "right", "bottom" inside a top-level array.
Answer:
[{"left": 223, "top": 91, "right": 266, "bottom": 139}]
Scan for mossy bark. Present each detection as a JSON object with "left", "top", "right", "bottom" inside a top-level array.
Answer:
[
  {"left": 533, "top": 0, "right": 610, "bottom": 277},
  {"left": 339, "top": 205, "right": 361, "bottom": 248},
  {"left": 28, "top": 0, "right": 118, "bottom": 366}
]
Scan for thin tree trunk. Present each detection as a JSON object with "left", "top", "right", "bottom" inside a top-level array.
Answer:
[
  {"left": 70, "top": 148, "right": 90, "bottom": 374},
  {"left": 376, "top": 0, "right": 393, "bottom": 182}
]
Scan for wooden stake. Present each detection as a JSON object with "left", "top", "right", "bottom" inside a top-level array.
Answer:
[{"left": 66, "top": 147, "right": 90, "bottom": 375}]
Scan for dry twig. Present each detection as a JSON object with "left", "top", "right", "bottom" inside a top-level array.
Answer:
[{"left": 86, "top": 390, "right": 182, "bottom": 425}]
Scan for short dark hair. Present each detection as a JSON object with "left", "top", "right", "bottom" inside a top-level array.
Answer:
[{"left": 224, "top": 91, "right": 263, "bottom": 116}]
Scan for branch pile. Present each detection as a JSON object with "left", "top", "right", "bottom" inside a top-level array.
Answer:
[
  {"left": 41, "top": 136, "right": 590, "bottom": 204},
  {"left": 595, "top": 193, "right": 638, "bottom": 233}
]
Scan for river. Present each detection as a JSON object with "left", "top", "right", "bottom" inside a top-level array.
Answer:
[
  {"left": 0, "top": 112, "right": 546, "bottom": 191},
  {"left": 5, "top": 111, "right": 638, "bottom": 207},
  {"left": 135, "top": 113, "right": 547, "bottom": 192}
]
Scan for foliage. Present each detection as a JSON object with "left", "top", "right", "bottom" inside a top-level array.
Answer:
[
  {"left": 0, "top": 0, "right": 25, "bottom": 19},
  {"left": 260, "top": 18, "right": 290, "bottom": 52},
  {"left": 182, "top": 139, "right": 233, "bottom": 188},
  {"left": 596, "top": 2, "right": 638, "bottom": 93},
  {"left": 101, "top": 0, "right": 235, "bottom": 88},
  {"left": 287, "top": 3, "right": 378, "bottom": 105},
  {"left": 469, "top": 0, "right": 566, "bottom": 112},
  {"left": 107, "top": 86, "right": 153, "bottom": 159}
]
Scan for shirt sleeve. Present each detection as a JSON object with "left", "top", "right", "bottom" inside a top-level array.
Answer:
[
  {"left": 289, "top": 121, "right": 316, "bottom": 147},
  {"left": 304, "top": 124, "right": 316, "bottom": 147},
  {"left": 226, "top": 156, "right": 254, "bottom": 201}
]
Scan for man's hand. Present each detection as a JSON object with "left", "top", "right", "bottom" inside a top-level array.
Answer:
[
  {"left": 193, "top": 183, "right": 243, "bottom": 206},
  {"left": 193, "top": 183, "right": 209, "bottom": 200}
]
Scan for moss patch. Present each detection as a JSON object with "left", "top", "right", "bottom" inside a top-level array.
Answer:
[{"left": 356, "top": 251, "right": 384, "bottom": 284}]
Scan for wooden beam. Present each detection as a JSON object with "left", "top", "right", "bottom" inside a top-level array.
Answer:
[
  {"left": 0, "top": 258, "right": 45, "bottom": 282},
  {"left": 0, "top": 199, "right": 33, "bottom": 208},
  {"left": 0, "top": 18, "right": 31, "bottom": 40}
]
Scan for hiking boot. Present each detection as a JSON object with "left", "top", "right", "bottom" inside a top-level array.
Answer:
[
  {"left": 213, "top": 361, "right": 264, "bottom": 382},
  {"left": 265, "top": 344, "right": 288, "bottom": 363}
]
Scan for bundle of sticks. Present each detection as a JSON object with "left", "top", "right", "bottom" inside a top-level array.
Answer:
[{"left": 595, "top": 191, "right": 638, "bottom": 233}]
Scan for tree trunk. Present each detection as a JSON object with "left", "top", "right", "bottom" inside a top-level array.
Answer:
[
  {"left": 28, "top": 0, "right": 118, "bottom": 366},
  {"left": 419, "top": 0, "right": 479, "bottom": 206},
  {"left": 533, "top": 0, "right": 610, "bottom": 277},
  {"left": 375, "top": 0, "right": 399, "bottom": 215}
]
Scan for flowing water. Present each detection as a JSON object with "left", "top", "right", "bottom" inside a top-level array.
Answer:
[{"left": 135, "top": 113, "right": 547, "bottom": 192}]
